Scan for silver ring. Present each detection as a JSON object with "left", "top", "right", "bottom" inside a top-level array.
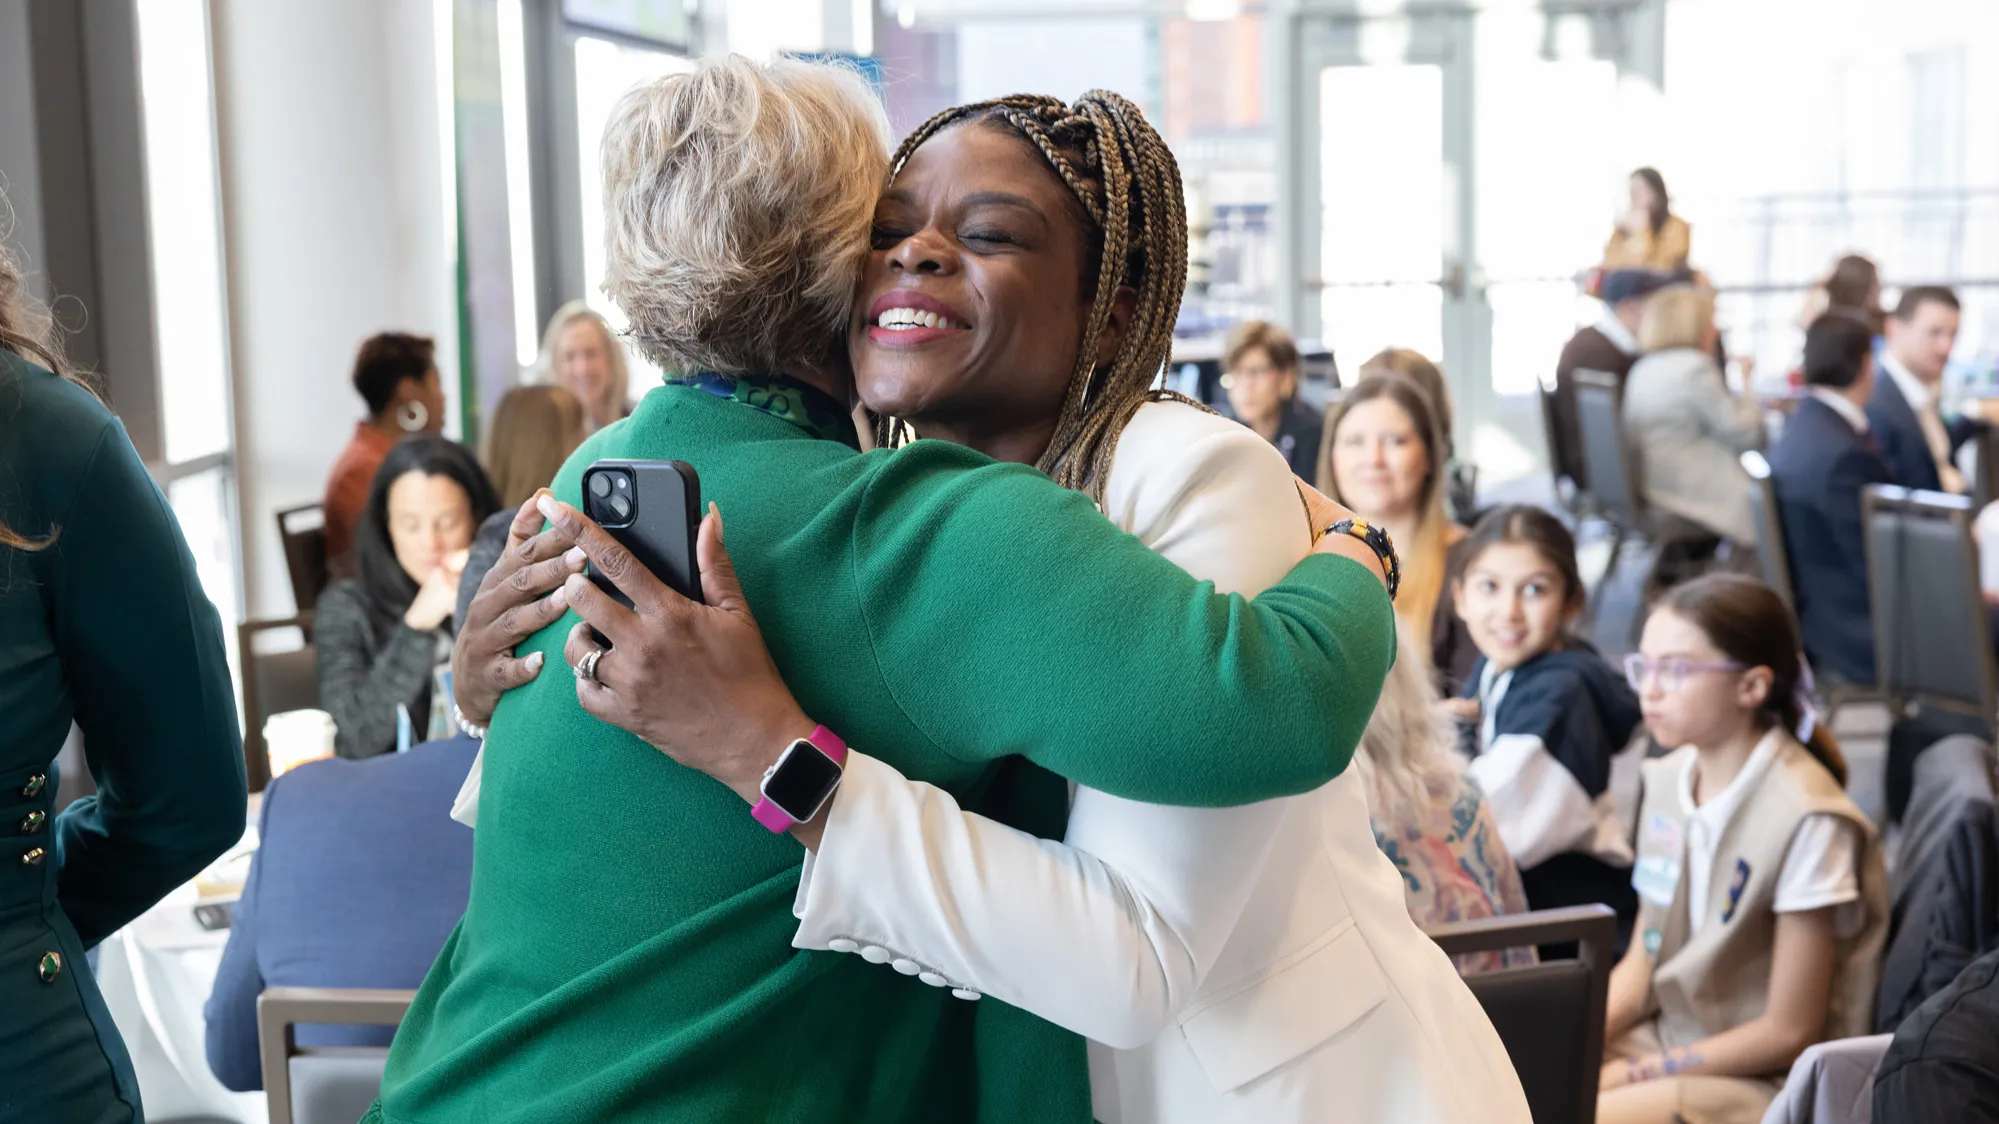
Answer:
[{"left": 574, "top": 647, "right": 604, "bottom": 683}]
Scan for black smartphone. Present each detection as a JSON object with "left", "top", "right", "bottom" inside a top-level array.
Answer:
[{"left": 581, "top": 459, "right": 704, "bottom": 606}]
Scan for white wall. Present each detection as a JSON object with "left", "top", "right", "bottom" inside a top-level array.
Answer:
[{"left": 211, "top": 0, "right": 456, "bottom": 620}]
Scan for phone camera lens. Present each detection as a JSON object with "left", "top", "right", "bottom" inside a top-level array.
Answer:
[
  {"left": 589, "top": 473, "right": 612, "bottom": 499},
  {"left": 608, "top": 493, "right": 632, "bottom": 521}
]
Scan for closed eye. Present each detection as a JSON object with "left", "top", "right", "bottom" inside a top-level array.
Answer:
[
  {"left": 961, "top": 229, "right": 1017, "bottom": 247},
  {"left": 869, "top": 226, "right": 909, "bottom": 250}
]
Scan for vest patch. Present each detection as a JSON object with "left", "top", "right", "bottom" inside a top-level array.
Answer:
[{"left": 1721, "top": 858, "right": 1751, "bottom": 924}]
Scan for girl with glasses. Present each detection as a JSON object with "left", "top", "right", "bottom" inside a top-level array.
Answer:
[{"left": 1600, "top": 574, "right": 1887, "bottom": 1124}]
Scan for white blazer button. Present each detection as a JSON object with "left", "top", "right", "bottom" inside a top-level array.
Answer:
[
  {"left": 890, "top": 958, "right": 922, "bottom": 975},
  {"left": 951, "top": 988, "right": 981, "bottom": 1001},
  {"left": 918, "top": 972, "right": 948, "bottom": 987},
  {"left": 827, "top": 938, "right": 860, "bottom": 954},
  {"left": 860, "top": 945, "right": 894, "bottom": 964}
]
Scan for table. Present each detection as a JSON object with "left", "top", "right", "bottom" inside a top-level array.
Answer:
[{"left": 95, "top": 813, "right": 267, "bottom": 1124}]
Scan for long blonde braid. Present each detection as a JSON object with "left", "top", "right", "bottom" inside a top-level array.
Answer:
[{"left": 873, "top": 91, "right": 1195, "bottom": 503}]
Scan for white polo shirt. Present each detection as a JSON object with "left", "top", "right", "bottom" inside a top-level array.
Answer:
[{"left": 1673, "top": 728, "right": 1863, "bottom": 939}]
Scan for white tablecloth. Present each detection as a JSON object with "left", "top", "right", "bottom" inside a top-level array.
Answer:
[{"left": 95, "top": 823, "right": 267, "bottom": 1124}]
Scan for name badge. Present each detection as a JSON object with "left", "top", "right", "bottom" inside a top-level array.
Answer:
[
  {"left": 1633, "top": 855, "right": 1682, "bottom": 908},
  {"left": 1633, "top": 812, "right": 1685, "bottom": 908}
]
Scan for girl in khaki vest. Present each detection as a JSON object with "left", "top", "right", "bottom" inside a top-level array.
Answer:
[{"left": 1598, "top": 575, "right": 1887, "bottom": 1124}]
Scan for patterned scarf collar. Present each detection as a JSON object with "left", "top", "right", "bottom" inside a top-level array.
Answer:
[{"left": 666, "top": 371, "right": 859, "bottom": 449}]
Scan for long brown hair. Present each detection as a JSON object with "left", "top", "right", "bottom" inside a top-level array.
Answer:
[
  {"left": 1632, "top": 167, "right": 1671, "bottom": 235},
  {"left": 874, "top": 92, "right": 1191, "bottom": 504},
  {"left": 1318, "top": 375, "right": 1453, "bottom": 642},
  {"left": 483, "top": 384, "right": 586, "bottom": 510},
  {"left": 1657, "top": 574, "right": 1848, "bottom": 786},
  {"left": 2, "top": 205, "right": 102, "bottom": 551}
]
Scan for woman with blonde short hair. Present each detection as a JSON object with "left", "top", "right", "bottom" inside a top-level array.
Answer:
[
  {"left": 533, "top": 301, "right": 629, "bottom": 433},
  {"left": 1623, "top": 284, "right": 1762, "bottom": 544}
]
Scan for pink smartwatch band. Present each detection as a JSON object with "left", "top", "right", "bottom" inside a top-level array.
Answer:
[{"left": 751, "top": 725, "right": 848, "bottom": 833}]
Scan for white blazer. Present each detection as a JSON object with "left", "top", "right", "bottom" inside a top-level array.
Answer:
[{"left": 790, "top": 401, "right": 1530, "bottom": 1124}]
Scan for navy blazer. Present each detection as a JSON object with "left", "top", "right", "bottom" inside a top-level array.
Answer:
[
  {"left": 203, "top": 736, "right": 478, "bottom": 1091},
  {"left": 1768, "top": 396, "right": 1894, "bottom": 684},
  {"left": 1866, "top": 372, "right": 1979, "bottom": 492}
]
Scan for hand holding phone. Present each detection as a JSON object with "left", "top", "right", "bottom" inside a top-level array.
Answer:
[{"left": 579, "top": 459, "right": 703, "bottom": 608}]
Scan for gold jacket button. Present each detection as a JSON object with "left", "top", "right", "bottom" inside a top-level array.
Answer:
[
  {"left": 22, "top": 847, "right": 46, "bottom": 867},
  {"left": 21, "top": 811, "right": 46, "bottom": 834},
  {"left": 38, "top": 951, "right": 61, "bottom": 983},
  {"left": 21, "top": 774, "right": 46, "bottom": 799}
]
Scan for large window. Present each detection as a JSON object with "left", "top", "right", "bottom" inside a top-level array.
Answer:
[{"left": 135, "top": 0, "right": 239, "bottom": 631}]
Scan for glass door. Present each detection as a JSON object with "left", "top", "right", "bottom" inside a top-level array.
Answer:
[{"left": 1293, "top": 7, "right": 1631, "bottom": 489}]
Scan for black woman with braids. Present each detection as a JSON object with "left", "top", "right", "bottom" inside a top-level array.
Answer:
[
  {"left": 378, "top": 57, "right": 1468, "bottom": 1124},
  {"left": 527, "top": 90, "right": 1527, "bottom": 1121}
]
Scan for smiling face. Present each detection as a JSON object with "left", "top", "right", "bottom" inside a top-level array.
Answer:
[
  {"left": 556, "top": 319, "right": 613, "bottom": 419},
  {"left": 1454, "top": 541, "right": 1578, "bottom": 672},
  {"left": 1330, "top": 396, "right": 1431, "bottom": 523},
  {"left": 851, "top": 120, "right": 1116, "bottom": 459}
]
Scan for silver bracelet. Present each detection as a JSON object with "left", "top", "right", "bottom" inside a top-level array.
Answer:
[{"left": 453, "top": 703, "right": 489, "bottom": 741}]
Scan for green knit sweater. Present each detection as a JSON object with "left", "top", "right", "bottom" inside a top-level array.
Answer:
[{"left": 373, "top": 379, "right": 1393, "bottom": 1124}]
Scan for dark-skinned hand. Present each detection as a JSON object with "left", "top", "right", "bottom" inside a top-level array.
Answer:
[
  {"left": 449, "top": 490, "right": 588, "bottom": 727},
  {"left": 539, "top": 495, "right": 817, "bottom": 811}
]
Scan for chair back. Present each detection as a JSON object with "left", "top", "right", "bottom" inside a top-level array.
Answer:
[
  {"left": 278, "top": 504, "right": 331, "bottom": 613},
  {"left": 258, "top": 987, "right": 414, "bottom": 1124},
  {"left": 1740, "top": 450, "right": 1796, "bottom": 609},
  {"left": 1428, "top": 905, "right": 1616, "bottom": 1124},
  {"left": 239, "top": 614, "right": 318, "bottom": 793},
  {"left": 1863, "top": 485, "right": 1998, "bottom": 722},
  {"left": 1572, "top": 369, "right": 1642, "bottom": 528},
  {"left": 1973, "top": 425, "right": 1999, "bottom": 509},
  {"left": 1539, "top": 371, "right": 1584, "bottom": 498}
]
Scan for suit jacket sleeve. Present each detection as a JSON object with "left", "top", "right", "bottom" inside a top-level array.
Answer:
[
  {"left": 204, "top": 779, "right": 280, "bottom": 1092},
  {"left": 50, "top": 414, "right": 246, "bottom": 946},
  {"left": 794, "top": 418, "right": 1308, "bottom": 1046},
  {"left": 1829, "top": 444, "right": 1894, "bottom": 560}
]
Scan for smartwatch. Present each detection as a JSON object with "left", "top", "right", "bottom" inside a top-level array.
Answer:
[{"left": 751, "top": 725, "right": 848, "bottom": 833}]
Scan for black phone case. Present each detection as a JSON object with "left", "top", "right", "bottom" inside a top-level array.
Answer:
[{"left": 583, "top": 459, "right": 703, "bottom": 606}]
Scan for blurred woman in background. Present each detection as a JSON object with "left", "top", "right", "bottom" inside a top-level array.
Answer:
[
  {"left": 317, "top": 436, "right": 498, "bottom": 759},
  {"left": 1623, "top": 284, "right": 1762, "bottom": 546},
  {"left": 1358, "top": 346, "right": 1475, "bottom": 520},
  {"left": 1222, "top": 320, "right": 1321, "bottom": 478},
  {"left": 1320, "top": 375, "right": 1481, "bottom": 693},
  {"left": 1603, "top": 167, "right": 1691, "bottom": 271},
  {"left": 323, "top": 332, "right": 447, "bottom": 568},
  {"left": 1797, "top": 253, "right": 1885, "bottom": 335},
  {"left": 1, "top": 210, "right": 245, "bottom": 1122},
  {"left": 1357, "top": 620, "right": 1532, "bottom": 974},
  {"left": 534, "top": 300, "right": 629, "bottom": 434}
]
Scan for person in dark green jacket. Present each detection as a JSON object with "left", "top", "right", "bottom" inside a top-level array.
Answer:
[
  {"left": 0, "top": 246, "right": 247, "bottom": 1122},
  {"left": 369, "top": 58, "right": 1391, "bottom": 1124}
]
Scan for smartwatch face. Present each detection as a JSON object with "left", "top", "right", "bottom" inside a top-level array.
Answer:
[{"left": 763, "top": 741, "right": 843, "bottom": 821}]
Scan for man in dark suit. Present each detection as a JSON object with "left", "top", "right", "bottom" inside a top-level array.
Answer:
[
  {"left": 1768, "top": 313, "right": 1891, "bottom": 684},
  {"left": 1550, "top": 269, "right": 1671, "bottom": 487},
  {"left": 203, "top": 735, "right": 479, "bottom": 1091},
  {"left": 1866, "top": 285, "right": 1975, "bottom": 493}
]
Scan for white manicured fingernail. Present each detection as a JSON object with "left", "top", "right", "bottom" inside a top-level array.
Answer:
[
  {"left": 526, "top": 651, "right": 544, "bottom": 671},
  {"left": 548, "top": 585, "right": 567, "bottom": 609},
  {"left": 564, "top": 546, "right": 586, "bottom": 566}
]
